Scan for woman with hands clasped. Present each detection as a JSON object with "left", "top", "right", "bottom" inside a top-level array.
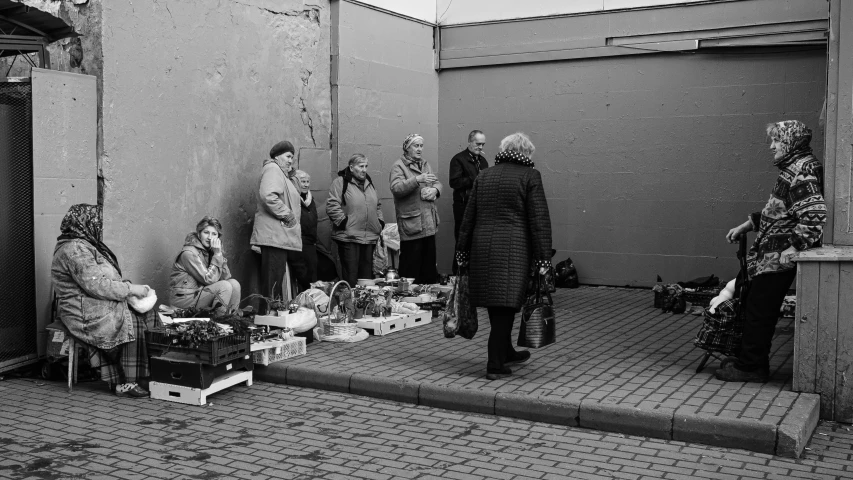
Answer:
[
  {"left": 170, "top": 216, "right": 241, "bottom": 315},
  {"left": 250, "top": 141, "right": 302, "bottom": 304},
  {"left": 390, "top": 134, "right": 442, "bottom": 284}
]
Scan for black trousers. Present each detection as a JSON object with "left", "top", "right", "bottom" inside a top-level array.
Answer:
[
  {"left": 452, "top": 202, "right": 465, "bottom": 274},
  {"left": 399, "top": 235, "right": 438, "bottom": 284},
  {"left": 260, "top": 246, "right": 289, "bottom": 308},
  {"left": 335, "top": 240, "right": 375, "bottom": 287},
  {"left": 487, "top": 306, "right": 519, "bottom": 371},
  {"left": 289, "top": 243, "right": 318, "bottom": 292},
  {"left": 736, "top": 269, "right": 796, "bottom": 372}
]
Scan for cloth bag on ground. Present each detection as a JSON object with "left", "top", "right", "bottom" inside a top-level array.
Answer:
[
  {"left": 554, "top": 257, "right": 579, "bottom": 288},
  {"left": 518, "top": 274, "right": 556, "bottom": 348}
]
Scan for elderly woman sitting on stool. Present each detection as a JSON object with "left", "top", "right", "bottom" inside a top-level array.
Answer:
[
  {"left": 169, "top": 216, "right": 241, "bottom": 315},
  {"left": 51, "top": 204, "right": 157, "bottom": 397}
]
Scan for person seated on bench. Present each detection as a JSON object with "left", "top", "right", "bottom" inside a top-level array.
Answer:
[
  {"left": 51, "top": 204, "right": 156, "bottom": 398},
  {"left": 169, "top": 216, "right": 241, "bottom": 315}
]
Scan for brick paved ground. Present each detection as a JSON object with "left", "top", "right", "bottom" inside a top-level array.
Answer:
[
  {"left": 291, "top": 287, "right": 799, "bottom": 427},
  {"left": 0, "top": 379, "right": 850, "bottom": 480}
]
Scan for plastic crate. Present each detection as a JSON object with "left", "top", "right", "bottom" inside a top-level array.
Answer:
[
  {"left": 145, "top": 328, "right": 251, "bottom": 366},
  {"left": 251, "top": 337, "right": 306, "bottom": 366},
  {"left": 150, "top": 353, "right": 253, "bottom": 389}
]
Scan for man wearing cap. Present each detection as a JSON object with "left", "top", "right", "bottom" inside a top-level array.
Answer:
[
  {"left": 250, "top": 141, "right": 302, "bottom": 304},
  {"left": 449, "top": 130, "right": 488, "bottom": 273}
]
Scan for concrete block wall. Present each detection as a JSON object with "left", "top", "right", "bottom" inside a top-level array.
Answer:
[
  {"left": 99, "top": 0, "right": 332, "bottom": 296},
  {"left": 333, "top": 1, "right": 439, "bottom": 244},
  {"left": 438, "top": 49, "right": 826, "bottom": 286}
]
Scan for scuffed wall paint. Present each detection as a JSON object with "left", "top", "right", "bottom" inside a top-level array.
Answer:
[
  {"left": 439, "top": 49, "right": 826, "bottom": 286},
  {"left": 334, "top": 1, "right": 441, "bottom": 265},
  {"left": 100, "top": 0, "right": 332, "bottom": 297}
]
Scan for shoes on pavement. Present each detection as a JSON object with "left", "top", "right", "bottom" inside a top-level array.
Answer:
[
  {"left": 486, "top": 366, "right": 512, "bottom": 381},
  {"left": 714, "top": 363, "right": 768, "bottom": 383},
  {"left": 115, "top": 382, "right": 150, "bottom": 398},
  {"left": 506, "top": 350, "right": 531, "bottom": 366},
  {"left": 719, "top": 356, "right": 737, "bottom": 369}
]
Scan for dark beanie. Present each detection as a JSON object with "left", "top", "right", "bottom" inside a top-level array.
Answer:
[{"left": 269, "top": 141, "right": 295, "bottom": 159}]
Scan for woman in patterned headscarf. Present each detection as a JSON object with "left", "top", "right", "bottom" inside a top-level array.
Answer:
[
  {"left": 389, "top": 134, "right": 443, "bottom": 284},
  {"left": 51, "top": 204, "right": 156, "bottom": 397},
  {"left": 716, "top": 120, "right": 826, "bottom": 383}
]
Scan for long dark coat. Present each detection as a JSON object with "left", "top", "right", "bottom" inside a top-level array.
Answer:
[{"left": 456, "top": 162, "right": 553, "bottom": 309}]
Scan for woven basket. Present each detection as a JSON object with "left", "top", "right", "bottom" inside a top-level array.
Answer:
[{"left": 322, "top": 280, "right": 358, "bottom": 337}]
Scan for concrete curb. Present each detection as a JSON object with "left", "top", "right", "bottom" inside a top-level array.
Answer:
[
  {"left": 672, "top": 412, "right": 777, "bottom": 455},
  {"left": 580, "top": 401, "right": 672, "bottom": 440},
  {"left": 255, "top": 366, "right": 815, "bottom": 457},
  {"left": 776, "top": 393, "right": 821, "bottom": 458},
  {"left": 495, "top": 393, "right": 580, "bottom": 426}
]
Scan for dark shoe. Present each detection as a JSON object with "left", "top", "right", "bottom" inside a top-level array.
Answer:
[
  {"left": 486, "top": 366, "right": 512, "bottom": 380},
  {"left": 506, "top": 350, "right": 531, "bottom": 366},
  {"left": 720, "top": 356, "right": 737, "bottom": 369},
  {"left": 714, "top": 363, "right": 768, "bottom": 383},
  {"left": 115, "top": 382, "right": 150, "bottom": 398}
]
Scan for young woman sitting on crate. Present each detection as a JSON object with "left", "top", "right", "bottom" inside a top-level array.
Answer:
[
  {"left": 169, "top": 216, "right": 241, "bottom": 316},
  {"left": 51, "top": 204, "right": 160, "bottom": 398}
]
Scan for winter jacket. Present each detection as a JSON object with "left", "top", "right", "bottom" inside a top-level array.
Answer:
[
  {"left": 169, "top": 232, "right": 232, "bottom": 299},
  {"left": 300, "top": 192, "right": 318, "bottom": 246},
  {"left": 456, "top": 162, "right": 553, "bottom": 310},
  {"left": 51, "top": 239, "right": 134, "bottom": 350},
  {"left": 747, "top": 152, "right": 826, "bottom": 277},
  {"left": 326, "top": 170, "right": 384, "bottom": 245},
  {"left": 449, "top": 149, "right": 488, "bottom": 206},
  {"left": 389, "top": 156, "right": 443, "bottom": 241},
  {"left": 250, "top": 159, "right": 302, "bottom": 251}
]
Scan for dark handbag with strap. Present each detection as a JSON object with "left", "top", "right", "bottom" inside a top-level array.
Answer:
[{"left": 518, "top": 274, "right": 556, "bottom": 348}]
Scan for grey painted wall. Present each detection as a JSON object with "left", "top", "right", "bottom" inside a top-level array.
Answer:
[
  {"left": 438, "top": 48, "right": 826, "bottom": 286},
  {"left": 334, "top": 1, "right": 440, "bottom": 253}
]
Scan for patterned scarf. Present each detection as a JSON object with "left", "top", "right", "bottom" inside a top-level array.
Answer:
[
  {"left": 494, "top": 149, "right": 535, "bottom": 168},
  {"left": 772, "top": 120, "right": 813, "bottom": 168},
  {"left": 57, "top": 204, "right": 122, "bottom": 276}
]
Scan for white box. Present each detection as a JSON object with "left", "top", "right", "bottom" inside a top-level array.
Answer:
[
  {"left": 253, "top": 314, "right": 299, "bottom": 329},
  {"left": 357, "top": 314, "right": 406, "bottom": 336},
  {"left": 403, "top": 310, "right": 432, "bottom": 329},
  {"left": 251, "top": 337, "right": 306, "bottom": 366},
  {"left": 150, "top": 370, "right": 252, "bottom": 406}
]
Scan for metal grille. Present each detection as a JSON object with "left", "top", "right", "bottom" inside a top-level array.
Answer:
[{"left": 0, "top": 82, "right": 36, "bottom": 372}]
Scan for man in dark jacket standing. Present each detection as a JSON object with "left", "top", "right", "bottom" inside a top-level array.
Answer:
[{"left": 449, "top": 130, "right": 488, "bottom": 273}]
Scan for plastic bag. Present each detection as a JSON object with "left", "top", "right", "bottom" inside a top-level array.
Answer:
[
  {"left": 313, "top": 326, "right": 369, "bottom": 343},
  {"left": 287, "top": 307, "right": 317, "bottom": 333},
  {"left": 456, "top": 274, "right": 478, "bottom": 340},
  {"left": 297, "top": 288, "right": 330, "bottom": 315},
  {"left": 442, "top": 277, "right": 459, "bottom": 338},
  {"left": 554, "top": 258, "right": 579, "bottom": 288}
]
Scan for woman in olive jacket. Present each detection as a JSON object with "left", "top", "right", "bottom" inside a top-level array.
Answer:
[
  {"left": 326, "top": 154, "right": 384, "bottom": 286},
  {"left": 250, "top": 141, "right": 301, "bottom": 302},
  {"left": 390, "top": 134, "right": 442, "bottom": 284},
  {"left": 456, "top": 133, "right": 553, "bottom": 380}
]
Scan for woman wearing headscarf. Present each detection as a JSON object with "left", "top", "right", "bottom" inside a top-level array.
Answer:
[
  {"left": 716, "top": 120, "right": 826, "bottom": 383},
  {"left": 456, "top": 133, "right": 553, "bottom": 380},
  {"left": 327, "top": 154, "right": 384, "bottom": 286},
  {"left": 250, "top": 141, "right": 302, "bottom": 304},
  {"left": 51, "top": 204, "right": 156, "bottom": 397},
  {"left": 289, "top": 170, "right": 319, "bottom": 291},
  {"left": 390, "top": 134, "right": 442, "bottom": 284},
  {"left": 169, "top": 216, "right": 241, "bottom": 315}
]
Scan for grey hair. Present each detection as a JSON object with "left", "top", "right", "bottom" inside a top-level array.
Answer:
[
  {"left": 468, "top": 130, "right": 484, "bottom": 142},
  {"left": 499, "top": 132, "right": 535, "bottom": 157},
  {"left": 294, "top": 169, "right": 310, "bottom": 180},
  {"left": 348, "top": 153, "right": 368, "bottom": 166}
]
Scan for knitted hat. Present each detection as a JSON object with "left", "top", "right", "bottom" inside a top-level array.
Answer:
[{"left": 269, "top": 141, "right": 295, "bottom": 159}]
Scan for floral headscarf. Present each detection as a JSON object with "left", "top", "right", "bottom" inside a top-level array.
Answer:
[
  {"left": 403, "top": 133, "right": 423, "bottom": 154},
  {"left": 58, "top": 204, "right": 122, "bottom": 275},
  {"left": 771, "top": 120, "right": 813, "bottom": 166}
]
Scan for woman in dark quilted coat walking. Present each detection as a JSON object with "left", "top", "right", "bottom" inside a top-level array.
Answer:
[{"left": 456, "top": 132, "right": 553, "bottom": 380}]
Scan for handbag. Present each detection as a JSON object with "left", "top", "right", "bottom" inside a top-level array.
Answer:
[{"left": 518, "top": 274, "right": 556, "bottom": 348}]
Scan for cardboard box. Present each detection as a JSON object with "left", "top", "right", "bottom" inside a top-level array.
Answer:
[
  {"left": 403, "top": 310, "right": 432, "bottom": 329},
  {"left": 357, "top": 315, "right": 406, "bottom": 336}
]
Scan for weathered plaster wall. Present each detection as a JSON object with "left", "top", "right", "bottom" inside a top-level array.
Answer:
[
  {"left": 439, "top": 48, "right": 826, "bottom": 286},
  {"left": 100, "top": 0, "right": 332, "bottom": 296},
  {"left": 334, "top": 1, "right": 440, "bottom": 259}
]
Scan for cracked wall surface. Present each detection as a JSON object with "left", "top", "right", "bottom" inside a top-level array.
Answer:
[{"left": 100, "top": 0, "right": 331, "bottom": 295}]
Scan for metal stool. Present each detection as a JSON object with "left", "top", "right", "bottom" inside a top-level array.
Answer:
[{"left": 45, "top": 321, "right": 78, "bottom": 393}]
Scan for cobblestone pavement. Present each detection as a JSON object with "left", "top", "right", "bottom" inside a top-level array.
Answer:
[
  {"left": 0, "top": 379, "right": 850, "bottom": 480},
  {"left": 291, "top": 287, "right": 798, "bottom": 427}
]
